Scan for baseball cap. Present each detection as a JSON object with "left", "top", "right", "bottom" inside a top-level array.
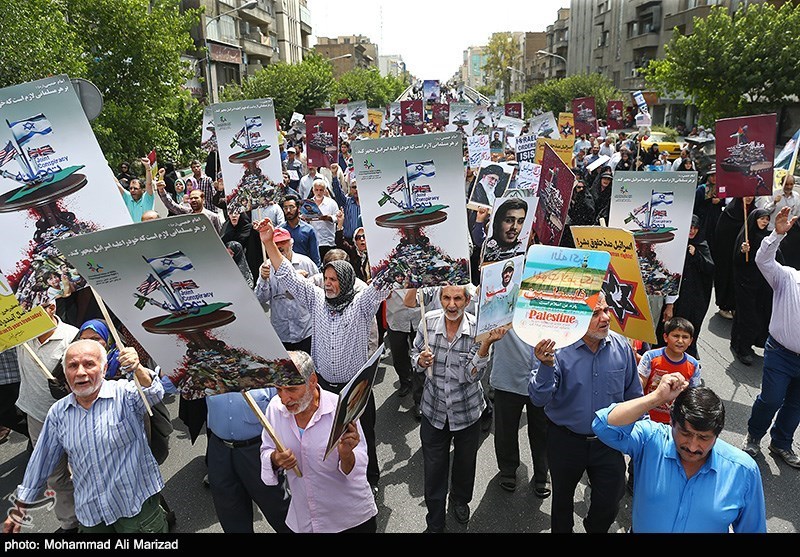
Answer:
[
  {"left": 273, "top": 227, "right": 292, "bottom": 243},
  {"left": 286, "top": 147, "right": 296, "bottom": 154}
]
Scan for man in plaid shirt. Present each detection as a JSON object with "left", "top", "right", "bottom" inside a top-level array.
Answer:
[
  {"left": 0, "top": 349, "right": 25, "bottom": 443},
  {"left": 412, "top": 285, "right": 507, "bottom": 532}
]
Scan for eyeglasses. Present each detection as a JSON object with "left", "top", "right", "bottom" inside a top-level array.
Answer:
[{"left": 354, "top": 235, "right": 365, "bottom": 240}]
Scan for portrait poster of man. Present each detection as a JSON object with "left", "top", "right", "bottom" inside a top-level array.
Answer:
[
  {"left": 715, "top": 113, "right": 777, "bottom": 198},
  {"left": 213, "top": 98, "right": 283, "bottom": 215},
  {"left": 529, "top": 111, "right": 561, "bottom": 140},
  {"left": 306, "top": 115, "right": 339, "bottom": 168},
  {"left": 607, "top": 171, "right": 697, "bottom": 298},
  {"left": 570, "top": 226, "right": 656, "bottom": 344},
  {"left": 56, "top": 214, "right": 303, "bottom": 400},
  {"left": 0, "top": 75, "right": 132, "bottom": 312},
  {"left": 476, "top": 255, "right": 524, "bottom": 342},
  {"left": 533, "top": 144, "right": 575, "bottom": 246},
  {"left": 513, "top": 245, "right": 610, "bottom": 349},
  {"left": 489, "top": 128, "right": 506, "bottom": 156},
  {"left": 352, "top": 132, "right": 471, "bottom": 289},
  {"left": 481, "top": 196, "right": 538, "bottom": 265},
  {"left": 467, "top": 160, "right": 515, "bottom": 211},
  {"left": 324, "top": 346, "right": 384, "bottom": 459},
  {"left": 572, "top": 96, "right": 598, "bottom": 136}
]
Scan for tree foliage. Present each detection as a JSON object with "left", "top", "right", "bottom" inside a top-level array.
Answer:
[
  {"left": 0, "top": 0, "right": 201, "bottom": 168},
  {"left": 513, "top": 73, "right": 624, "bottom": 119},
  {"left": 643, "top": 3, "right": 800, "bottom": 125},
  {"left": 331, "top": 67, "right": 408, "bottom": 107},
  {"left": 0, "top": 0, "right": 85, "bottom": 85},
  {"left": 222, "top": 52, "right": 335, "bottom": 126},
  {"left": 482, "top": 32, "right": 521, "bottom": 104}
]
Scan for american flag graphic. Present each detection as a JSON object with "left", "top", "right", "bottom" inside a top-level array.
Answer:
[
  {"left": 137, "top": 274, "right": 160, "bottom": 296},
  {"left": 386, "top": 176, "right": 406, "bottom": 194},
  {"left": 0, "top": 141, "right": 17, "bottom": 167}
]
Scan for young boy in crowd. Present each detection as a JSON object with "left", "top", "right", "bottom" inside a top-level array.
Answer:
[{"left": 626, "top": 317, "right": 702, "bottom": 492}]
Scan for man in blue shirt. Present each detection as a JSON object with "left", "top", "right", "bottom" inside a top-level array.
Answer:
[
  {"left": 117, "top": 156, "right": 154, "bottom": 222},
  {"left": 206, "top": 389, "right": 290, "bottom": 533},
  {"left": 529, "top": 292, "right": 643, "bottom": 533},
  {"left": 279, "top": 194, "right": 321, "bottom": 268},
  {"left": 592, "top": 373, "right": 766, "bottom": 533},
  {"left": 330, "top": 163, "right": 361, "bottom": 241}
]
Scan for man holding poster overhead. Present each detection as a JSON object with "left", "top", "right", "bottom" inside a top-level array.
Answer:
[
  {"left": 412, "top": 286, "right": 507, "bottom": 532},
  {"left": 528, "top": 292, "right": 643, "bottom": 533}
]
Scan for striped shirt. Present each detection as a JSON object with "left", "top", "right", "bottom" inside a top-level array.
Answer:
[
  {"left": 331, "top": 177, "right": 361, "bottom": 240},
  {"left": 411, "top": 309, "right": 490, "bottom": 431},
  {"left": 184, "top": 173, "right": 215, "bottom": 211},
  {"left": 274, "top": 258, "right": 389, "bottom": 383},
  {"left": 16, "top": 375, "right": 165, "bottom": 527}
]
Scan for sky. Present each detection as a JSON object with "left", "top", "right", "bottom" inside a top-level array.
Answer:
[{"left": 305, "top": 0, "right": 570, "bottom": 82}]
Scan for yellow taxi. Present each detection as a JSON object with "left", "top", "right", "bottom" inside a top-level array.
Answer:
[{"left": 638, "top": 131, "right": 683, "bottom": 160}]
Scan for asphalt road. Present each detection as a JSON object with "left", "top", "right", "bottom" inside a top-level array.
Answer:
[{"left": 1, "top": 308, "right": 798, "bottom": 535}]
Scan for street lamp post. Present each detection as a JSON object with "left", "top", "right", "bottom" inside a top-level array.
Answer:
[
  {"left": 506, "top": 65, "right": 527, "bottom": 96},
  {"left": 205, "top": 0, "right": 258, "bottom": 103},
  {"left": 536, "top": 50, "right": 566, "bottom": 80}
]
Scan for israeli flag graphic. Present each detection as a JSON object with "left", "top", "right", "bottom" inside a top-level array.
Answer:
[
  {"left": 9, "top": 114, "right": 53, "bottom": 147},
  {"left": 145, "top": 251, "right": 194, "bottom": 279},
  {"left": 651, "top": 191, "right": 674, "bottom": 206}
]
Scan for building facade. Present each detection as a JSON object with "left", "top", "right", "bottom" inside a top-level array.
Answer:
[
  {"left": 183, "top": 0, "right": 312, "bottom": 103},
  {"left": 313, "top": 35, "right": 379, "bottom": 78}
]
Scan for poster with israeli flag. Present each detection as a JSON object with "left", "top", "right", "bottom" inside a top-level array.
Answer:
[
  {"left": 608, "top": 171, "right": 696, "bottom": 297},
  {"left": 0, "top": 75, "right": 131, "bottom": 311}
]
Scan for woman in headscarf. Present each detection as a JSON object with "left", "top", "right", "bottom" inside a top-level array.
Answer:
[
  {"left": 615, "top": 149, "right": 634, "bottom": 172},
  {"left": 336, "top": 222, "right": 370, "bottom": 283},
  {"left": 665, "top": 215, "right": 715, "bottom": 359},
  {"left": 561, "top": 178, "right": 596, "bottom": 248},
  {"left": 221, "top": 209, "right": 252, "bottom": 248},
  {"left": 226, "top": 240, "right": 254, "bottom": 289},
  {"left": 77, "top": 319, "right": 122, "bottom": 379},
  {"left": 712, "top": 196, "right": 754, "bottom": 319},
  {"left": 730, "top": 208, "right": 776, "bottom": 365}
]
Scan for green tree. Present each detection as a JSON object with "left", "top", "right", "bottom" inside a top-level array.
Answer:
[
  {"left": 482, "top": 32, "right": 521, "bottom": 104},
  {"left": 331, "top": 67, "right": 405, "bottom": 108},
  {"left": 514, "top": 73, "right": 624, "bottom": 120},
  {"left": 222, "top": 52, "right": 335, "bottom": 125},
  {"left": 0, "top": 0, "right": 85, "bottom": 86},
  {"left": 0, "top": 0, "right": 201, "bottom": 168},
  {"left": 643, "top": 3, "right": 800, "bottom": 125}
]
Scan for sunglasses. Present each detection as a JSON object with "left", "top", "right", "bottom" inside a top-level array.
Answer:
[{"left": 354, "top": 234, "right": 365, "bottom": 240}]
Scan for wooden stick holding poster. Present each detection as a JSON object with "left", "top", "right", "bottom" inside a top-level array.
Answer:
[
  {"left": 242, "top": 390, "right": 302, "bottom": 477},
  {"left": 89, "top": 286, "right": 152, "bottom": 417},
  {"left": 22, "top": 342, "right": 55, "bottom": 381},
  {"left": 744, "top": 198, "right": 750, "bottom": 263}
]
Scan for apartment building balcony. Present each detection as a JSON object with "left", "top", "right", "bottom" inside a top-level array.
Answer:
[
  {"left": 627, "top": 32, "right": 660, "bottom": 51},
  {"left": 664, "top": 4, "right": 712, "bottom": 35},
  {"left": 239, "top": 3, "right": 274, "bottom": 27},
  {"left": 300, "top": 4, "right": 312, "bottom": 35},
  {"left": 240, "top": 33, "right": 274, "bottom": 60}
]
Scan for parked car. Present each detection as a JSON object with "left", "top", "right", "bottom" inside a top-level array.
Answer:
[{"left": 632, "top": 131, "right": 683, "bottom": 160}]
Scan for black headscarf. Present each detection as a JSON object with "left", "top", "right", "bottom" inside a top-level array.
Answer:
[
  {"left": 226, "top": 240, "right": 254, "bottom": 288},
  {"left": 221, "top": 211, "right": 252, "bottom": 248},
  {"left": 323, "top": 259, "right": 356, "bottom": 313},
  {"left": 568, "top": 180, "right": 596, "bottom": 226},
  {"left": 734, "top": 208, "right": 772, "bottom": 266}
]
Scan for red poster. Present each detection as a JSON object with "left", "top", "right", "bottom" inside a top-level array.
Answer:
[
  {"left": 400, "top": 99, "right": 424, "bottom": 135},
  {"left": 505, "top": 102, "right": 523, "bottom": 119},
  {"left": 606, "top": 100, "right": 624, "bottom": 131},
  {"left": 572, "top": 96, "right": 598, "bottom": 137},
  {"left": 306, "top": 115, "right": 339, "bottom": 168},
  {"left": 533, "top": 144, "right": 575, "bottom": 246},
  {"left": 715, "top": 113, "right": 776, "bottom": 198},
  {"left": 432, "top": 103, "right": 449, "bottom": 125}
]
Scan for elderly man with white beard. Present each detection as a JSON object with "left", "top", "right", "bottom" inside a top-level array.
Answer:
[
  {"left": 260, "top": 351, "right": 377, "bottom": 533},
  {"left": 3, "top": 339, "right": 167, "bottom": 533},
  {"left": 412, "top": 285, "right": 508, "bottom": 532}
]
